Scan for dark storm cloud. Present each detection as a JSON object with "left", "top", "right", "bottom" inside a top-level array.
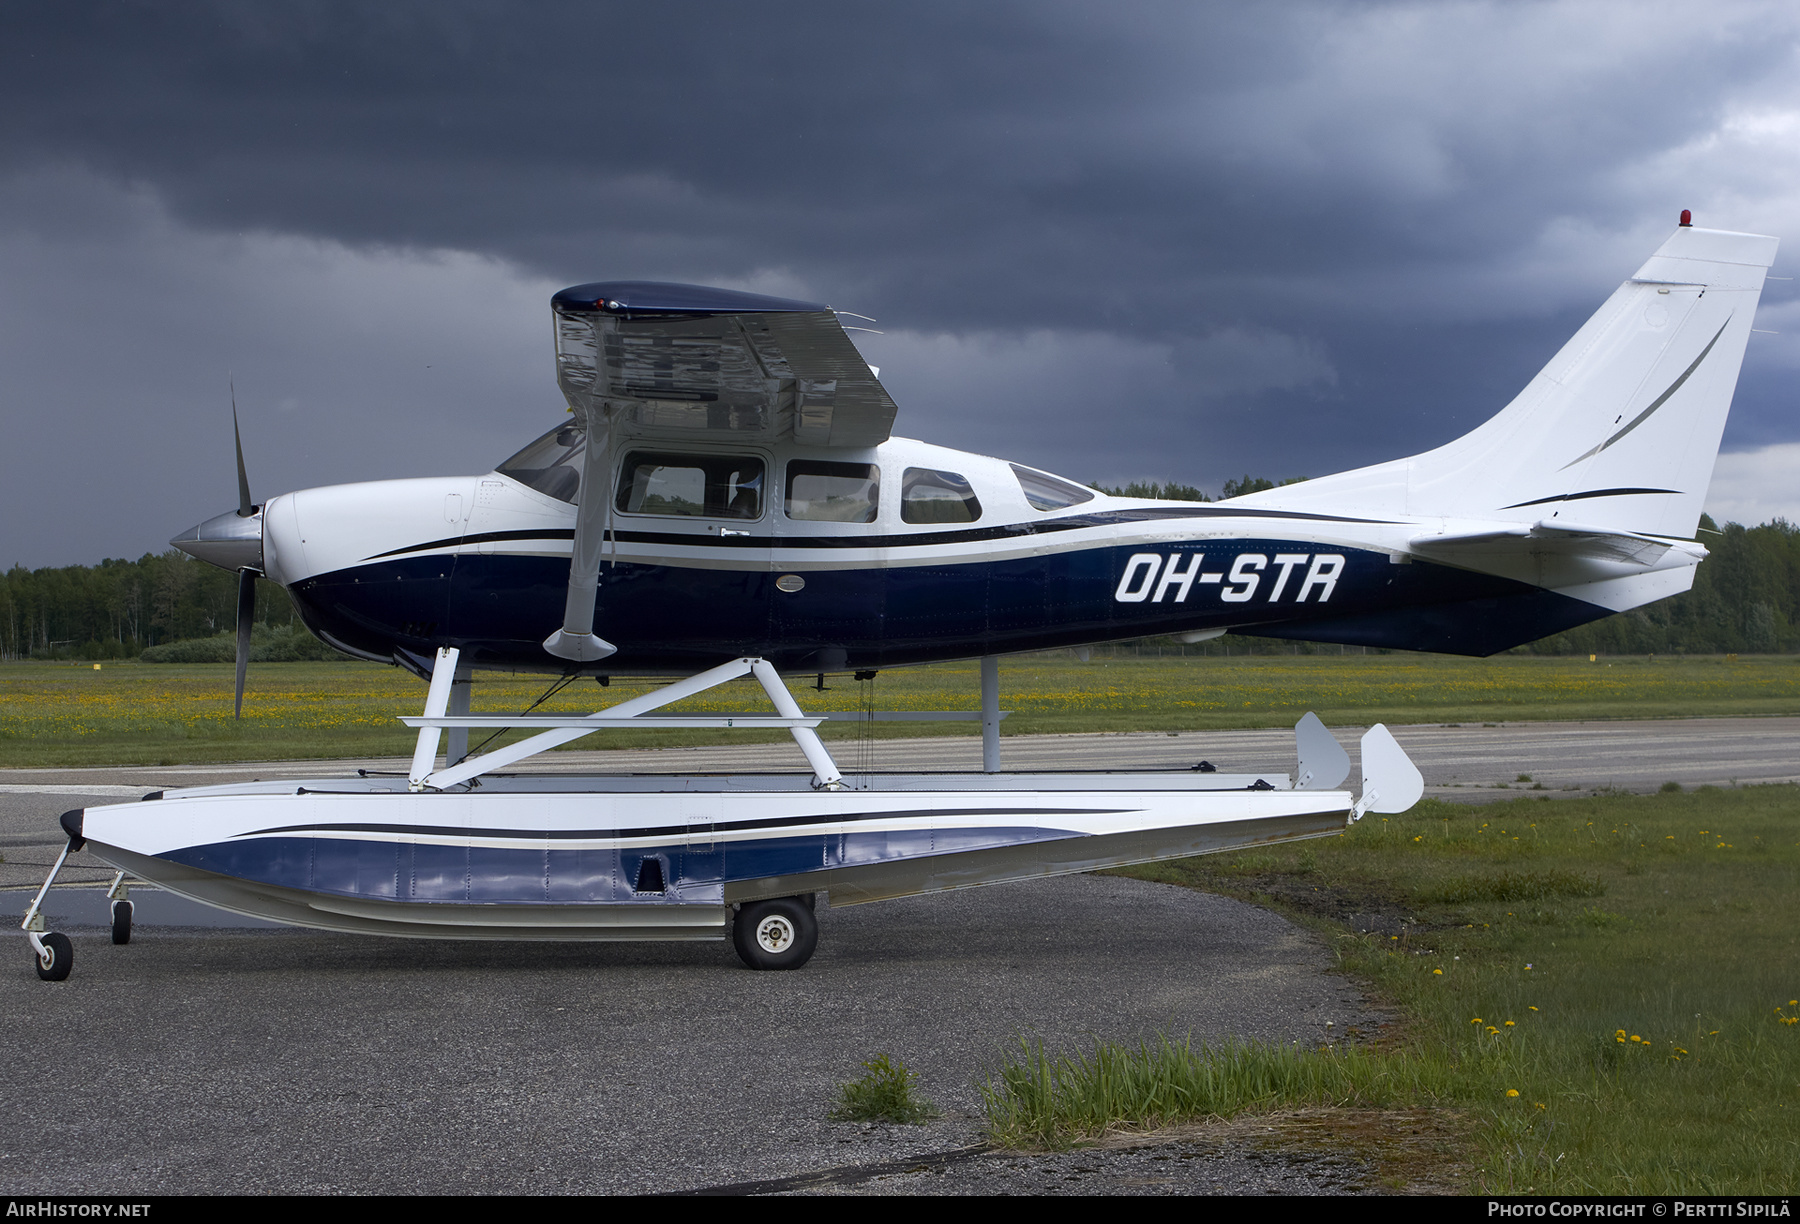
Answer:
[{"left": 2, "top": 2, "right": 1797, "bottom": 565}]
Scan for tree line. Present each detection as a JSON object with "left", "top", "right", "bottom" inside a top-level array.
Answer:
[
  {"left": 0, "top": 552, "right": 313, "bottom": 661},
  {"left": 1091, "top": 475, "right": 1306, "bottom": 502},
  {"left": 6, "top": 506, "right": 1799, "bottom": 661},
  {"left": 1530, "top": 515, "right": 1800, "bottom": 656}
]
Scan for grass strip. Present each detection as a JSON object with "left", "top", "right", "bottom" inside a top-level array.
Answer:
[
  {"left": 6, "top": 653, "right": 1800, "bottom": 767},
  {"left": 982, "top": 1035, "right": 1454, "bottom": 1150},
  {"left": 1075, "top": 785, "right": 1800, "bottom": 1193}
]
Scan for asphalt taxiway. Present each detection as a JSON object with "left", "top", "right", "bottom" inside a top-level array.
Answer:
[
  {"left": 2, "top": 874, "right": 1381, "bottom": 1194},
  {"left": 2, "top": 717, "right": 1794, "bottom": 1194}
]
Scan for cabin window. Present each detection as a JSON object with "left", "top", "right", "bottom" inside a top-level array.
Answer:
[
  {"left": 497, "top": 424, "right": 587, "bottom": 503},
  {"left": 785, "top": 461, "right": 879, "bottom": 523},
  {"left": 1011, "top": 463, "right": 1095, "bottom": 511},
  {"left": 615, "top": 451, "right": 764, "bottom": 519},
  {"left": 901, "top": 468, "right": 982, "bottom": 524}
]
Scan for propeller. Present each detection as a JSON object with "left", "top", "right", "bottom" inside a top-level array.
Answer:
[
  {"left": 169, "top": 382, "right": 268, "bottom": 718},
  {"left": 233, "top": 381, "right": 254, "bottom": 519},
  {"left": 231, "top": 383, "right": 257, "bottom": 720}
]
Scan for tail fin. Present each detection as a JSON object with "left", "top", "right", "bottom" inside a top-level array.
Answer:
[{"left": 1234, "top": 224, "right": 1778, "bottom": 538}]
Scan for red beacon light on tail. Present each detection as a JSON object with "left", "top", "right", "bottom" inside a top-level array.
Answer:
[{"left": 1680, "top": 209, "right": 1693, "bottom": 227}]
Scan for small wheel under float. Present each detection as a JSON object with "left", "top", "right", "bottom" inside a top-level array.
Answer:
[
  {"left": 34, "top": 932, "right": 73, "bottom": 982},
  {"left": 732, "top": 896, "right": 819, "bottom": 970},
  {"left": 111, "top": 900, "right": 133, "bottom": 946}
]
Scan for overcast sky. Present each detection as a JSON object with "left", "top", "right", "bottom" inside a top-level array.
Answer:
[{"left": 3, "top": 1, "right": 1796, "bottom": 568}]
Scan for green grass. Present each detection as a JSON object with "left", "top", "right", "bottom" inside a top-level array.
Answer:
[
  {"left": 831, "top": 1054, "right": 938, "bottom": 1124},
  {"left": 1082, "top": 786, "right": 1800, "bottom": 1193},
  {"left": 982, "top": 1036, "right": 1449, "bottom": 1150},
  {"left": 6, "top": 652, "right": 1800, "bottom": 767},
  {"left": 1420, "top": 869, "right": 1606, "bottom": 905}
]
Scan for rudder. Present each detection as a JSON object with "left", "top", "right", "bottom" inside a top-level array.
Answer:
[{"left": 1231, "top": 223, "right": 1778, "bottom": 539}]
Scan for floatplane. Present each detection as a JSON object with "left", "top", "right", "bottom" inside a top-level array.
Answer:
[{"left": 24, "top": 215, "right": 1777, "bottom": 978}]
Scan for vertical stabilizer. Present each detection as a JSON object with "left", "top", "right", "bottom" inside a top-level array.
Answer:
[{"left": 1232, "top": 224, "right": 1778, "bottom": 538}]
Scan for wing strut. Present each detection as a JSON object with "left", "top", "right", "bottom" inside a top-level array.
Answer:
[{"left": 543, "top": 408, "right": 618, "bottom": 663}]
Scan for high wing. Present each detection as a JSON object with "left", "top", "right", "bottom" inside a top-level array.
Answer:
[
  {"left": 543, "top": 281, "right": 896, "bottom": 662},
  {"left": 550, "top": 281, "right": 896, "bottom": 447}
]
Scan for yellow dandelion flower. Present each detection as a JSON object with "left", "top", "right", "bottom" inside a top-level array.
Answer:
[{"left": 1506, "top": 1089, "right": 1519, "bottom": 1097}]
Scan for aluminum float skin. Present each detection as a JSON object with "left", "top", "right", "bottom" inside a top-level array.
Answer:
[{"left": 65, "top": 773, "right": 1355, "bottom": 940}]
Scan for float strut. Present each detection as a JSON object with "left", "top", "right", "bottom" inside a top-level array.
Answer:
[
  {"left": 981, "top": 655, "right": 1001, "bottom": 774},
  {"left": 750, "top": 659, "right": 844, "bottom": 789},
  {"left": 446, "top": 658, "right": 474, "bottom": 767},
  {"left": 409, "top": 646, "right": 462, "bottom": 790}
]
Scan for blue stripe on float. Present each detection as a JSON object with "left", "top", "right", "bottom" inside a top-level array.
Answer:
[
  {"left": 157, "top": 824, "right": 1082, "bottom": 907},
  {"left": 238, "top": 806, "right": 1133, "bottom": 842}
]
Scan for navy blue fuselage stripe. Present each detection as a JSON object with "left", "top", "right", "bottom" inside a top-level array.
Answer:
[
  {"left": 293, "top": 534, "right": 1612, "bottom": 670},
  {"left": 236, "top": 806, "right": 1130, "bottom": 841},
  {"left": 361, "top": 505, "right": 1402, "bottom": 561}
]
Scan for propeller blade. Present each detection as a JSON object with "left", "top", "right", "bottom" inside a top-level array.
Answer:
[
  {"left": 232, "top": 380, "right": 255, "bottom": 518},
  {"left": 234, "top": 568, "right": 256, "bottom": 719}
]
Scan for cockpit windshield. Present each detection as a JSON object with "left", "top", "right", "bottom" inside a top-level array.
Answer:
[
  {"left": 1011, "top": 463, "right": 1095, "bottom": 511},
  {"left": 497, "top": 423, "right": 586, "bottom": 503}
]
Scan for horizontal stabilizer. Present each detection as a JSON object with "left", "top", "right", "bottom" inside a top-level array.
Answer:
[{"left": 1410, "top": 519, "right": 1693, "bottom": 566}]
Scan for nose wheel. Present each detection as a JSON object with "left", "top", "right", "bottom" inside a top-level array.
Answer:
[
  {"left": 32, "top": 932, "right": 73, "bottom": 981},
  {"left": 21, "top": 843, "right": 137, "bottom": 981},
  {"left": 732, "top": 896, "right": 819, "bottom": 970}
]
